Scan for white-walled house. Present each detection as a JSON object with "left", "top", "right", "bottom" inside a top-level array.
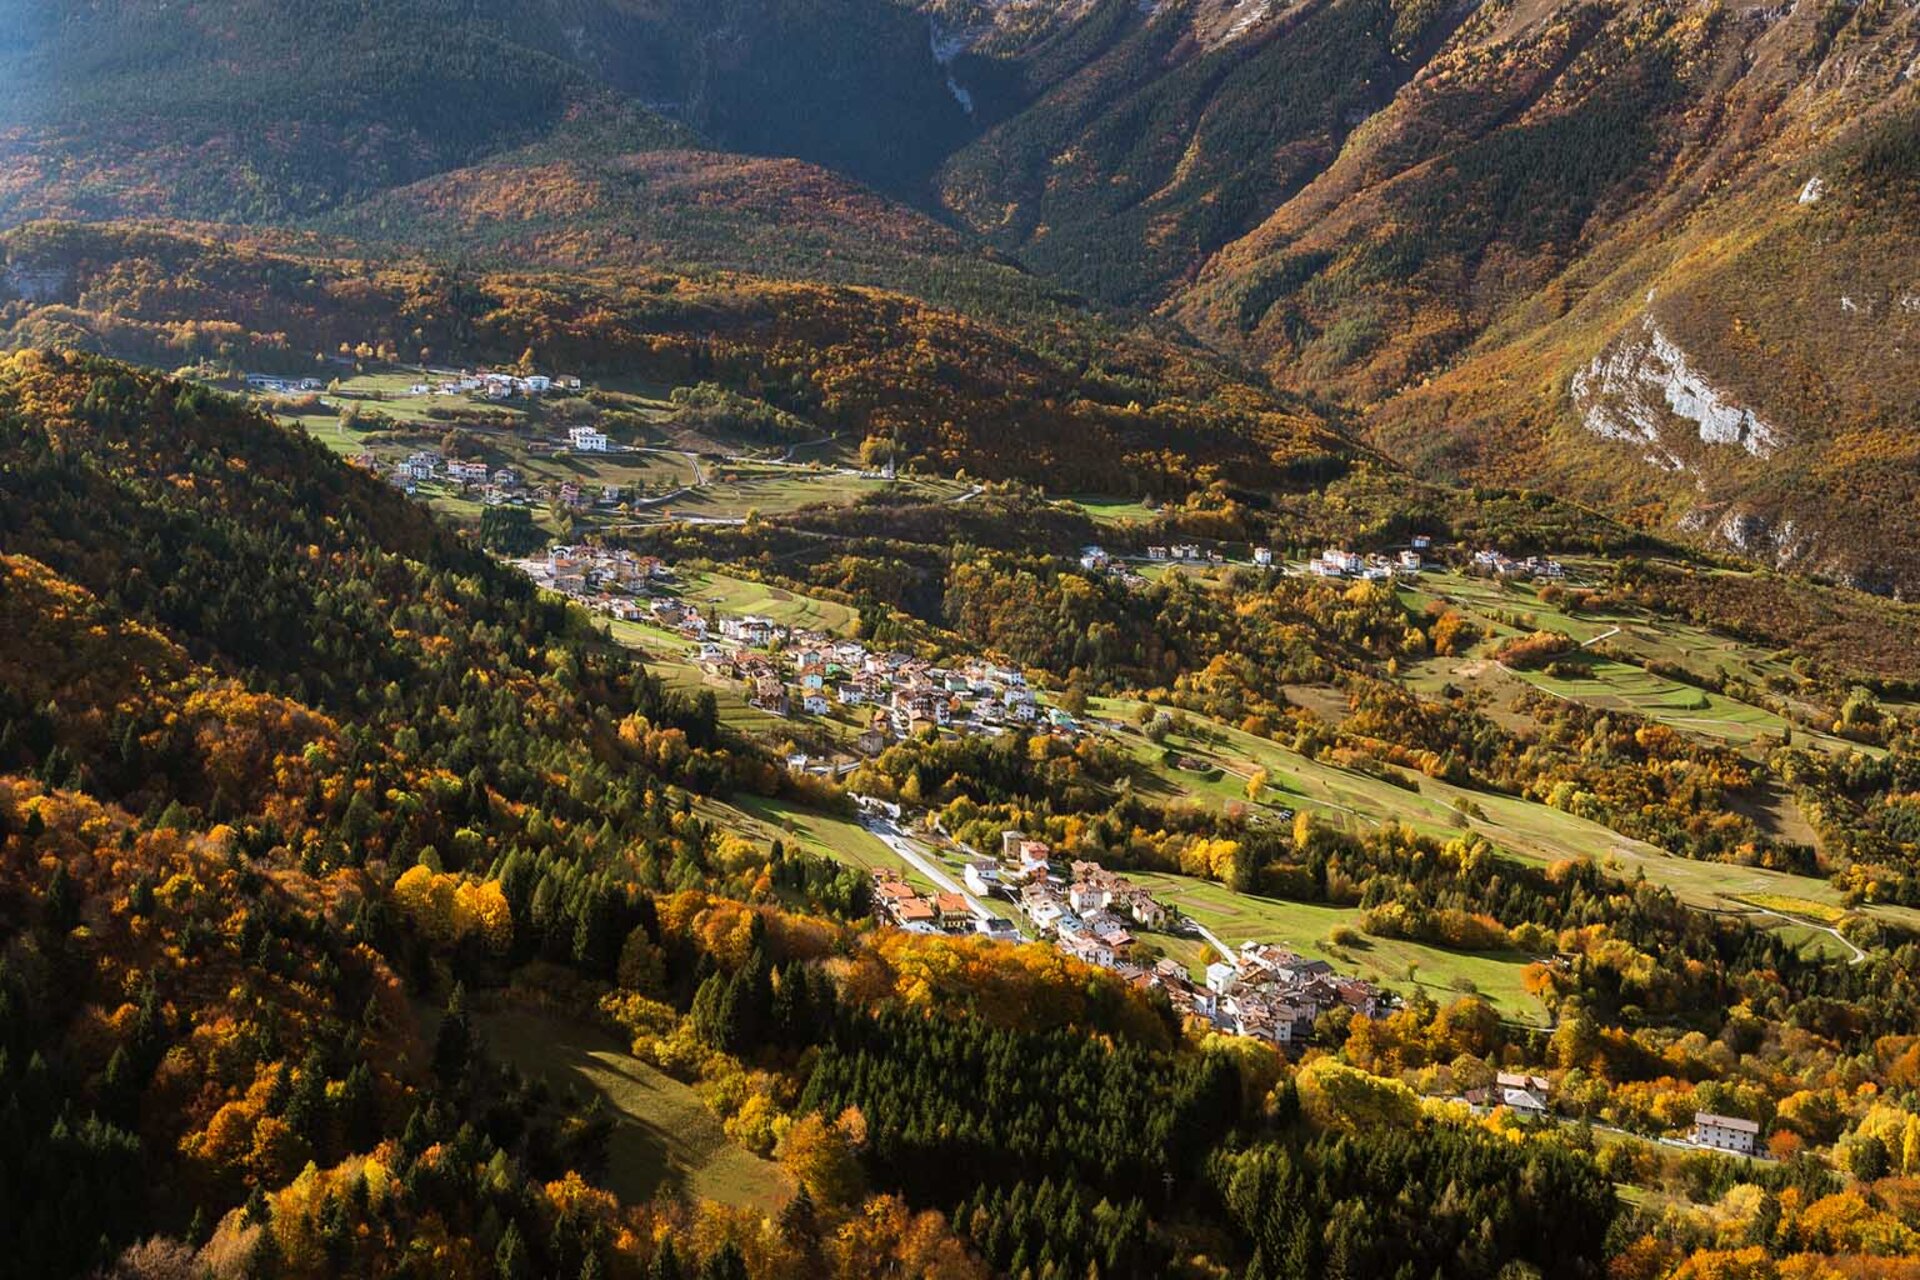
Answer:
[{"left": 1690, "top": 1112, "right": 1761, "bottom": 1156}]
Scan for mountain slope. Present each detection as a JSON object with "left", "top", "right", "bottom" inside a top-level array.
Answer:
[
  {"left": 317, "top": 142, "right": 1076, "bottom": 325},
  {"left": 0, "top": 0, "right": 973, "bottom": 222},
  {"left": 1160, "top": 0, "right": 1920, "bottom": 590},
  {"left": 0, "top": 221, "right": 1353, "bottom": 495},
  {"left": 0, "top": 0, "right": 1916, "bottom": 588}
]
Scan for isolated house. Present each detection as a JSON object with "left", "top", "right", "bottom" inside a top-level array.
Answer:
[{"left": 1691, "top": 1112, "right": 1760, "bottom": 1156}]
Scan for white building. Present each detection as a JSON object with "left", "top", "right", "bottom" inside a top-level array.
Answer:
[
  {"left": 1690, "top": 1112, "right": 1760, "bottom": 1156},
  {"left": 568, "top": 426, "right": 610, "bottom": 453}
]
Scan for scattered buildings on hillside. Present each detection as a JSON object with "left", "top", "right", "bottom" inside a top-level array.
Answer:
[
  {"left": 1308, "top": 548, "right": 1420, "bottom": 580},
  {"left": 1471, "top": 549, "right": 1564, "bottom": 579},
  {"left": 973, "top": 835, "right": 1386, "bottom": 1051}
]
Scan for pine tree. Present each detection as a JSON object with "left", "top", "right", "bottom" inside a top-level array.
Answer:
[
  {"left": 699, "top": 1243, "right": 749, "bottom": 1280},
  {"left": 649, "top": 1239, "right": 685, "bottom": 1280},
  {"left": 433, "top": 983, "right": 473, "bottom": 1088},
  {"left": 496, "top": 1223, "right": 529, "bottom": 1280}
]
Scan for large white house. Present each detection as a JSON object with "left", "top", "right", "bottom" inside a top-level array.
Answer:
[
  {"left": 568, "top": 426, "right": 610, "bottom": 453},
  {"left": 1690, "top": 1112, "right": 1761, "bottom": 1156}
]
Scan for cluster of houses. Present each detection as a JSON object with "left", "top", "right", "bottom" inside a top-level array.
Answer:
[
  {"left": 363, "top": 447, "right": 637, "bottom": 511},
  {"left": 1129, "top": 540, "right": 1436, "bottom": 579},
  {"left": 870, "top": 870, "right": 980, "bottom": 934},
  {"left": 243, "top": 373, "right": 325, "bottom": 394},
  {"left": 996, "top": 848, "right": 1171, "bottom": 971},
  {"left": 1198, "top": 941, "right": 1386, "bottom": 1046},
  {"left": 506, "top": 551, "right": 1078, "bottom": 753},
  {"left": 405, "top": 370, "right": 580, "bottom": 400},
  {"left": 256, "top": 365, "right": 583, "bottom": 403},
  {"left": 1308, "top": 547, "right": 1424, "bottom": 580},
  {"left": 690, "top": 621, "right": 1073, "bottom": 748},
  {"left": 1470, "top": 549, "right": 1566, "bottom": 579},
  {"left": 514, "top": 545, "right": 674, "bottom": 619},
  {"left": 955, "top": 833, "right": 1388, "bottom": 1051},
  {"left": 1145, "top": 543, "right": 1221, "bottom": 564},
  {"left": 1075, "top": 545, "right": 1148, "bottom": 586}
]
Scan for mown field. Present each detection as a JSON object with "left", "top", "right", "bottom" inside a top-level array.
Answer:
[
  {"left": 1062, "top": 494, "right": 1161, "bottom": 526},
  {"left": 1398, "top": 568, "right": 1863, "bottom": 758},
  {"left": 1091, "top": 695, "right": 1920, "bottom": 936},
  {"left": 1122, "top": 872, "right": 1547, "bottom": 1024},
  {"left": 668, "top": 569, "right": 861, "bottom": 635},
  {"left": 474, "top": 1006, "right": 791, "bottom": 1212},
  {"left": 645, "top": 467, "right": 969, "bottom": 522}
]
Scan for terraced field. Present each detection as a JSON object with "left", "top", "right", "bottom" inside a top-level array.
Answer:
[
  {"left": 1400, "top": 568, "right": 1864, "bottom": 757},
  {"left": 1062, "top": 495, "right": 1162, "bottom": 526}
]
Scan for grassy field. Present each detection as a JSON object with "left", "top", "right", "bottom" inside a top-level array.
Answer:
[
  {"left": 474, "top": 1007, "right": 790, "bottom": 1212},
  {"left": 669, "top": 570, "right": 860, "bottom": 635},
  {"left": 707, "top": 795, "right": 940, "bottom": 895},
  {"left": 1062, "top": 495, "right": 1161, "bottom": 526},
  {"left": 715, "top": 794, "right": 908, "bottom": 878},
  {"left": 1091, "top": 695, "right": 1920, "bottom": 936},
  {"left": 702, "top": 795, "right": 1032, "bottom": 928},
  {"left": 1124, "top": 872, "right": 1546, "bottom": 1023},
  {"left": 1399, "top": 569, "right": 1861, "bottom": 757},
  {"left": 649, "top": 468, "right": 967, "bottom": 522}
]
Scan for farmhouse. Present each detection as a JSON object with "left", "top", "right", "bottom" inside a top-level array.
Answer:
[{"left": 1690, "top": 1112, "right": 1761, "bottom": 1156}]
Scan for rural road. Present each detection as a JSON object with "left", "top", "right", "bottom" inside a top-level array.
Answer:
[
  {"left": 1190, "top": 920, "right": 1237, "bottom": 964},
  {"left": 633, "top": 447, "right": 707, "bottom": 487},
  {"left": 1750, "top": 907, "right": 1866, "bottom": 965},
  {"left": 1579, "top": 626, "right": 1621, "bottom": 649},
  {"left": 864, "top": 817, "right": 997, "bottom": 924}
]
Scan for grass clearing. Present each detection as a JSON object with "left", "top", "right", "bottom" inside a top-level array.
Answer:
[
  {"left": 654, "top": 469, "right": 968, "bottom": 522},
  {"left": 669, "top": 570, "right": 860, "bottom": 635},
  {"left": 474, "top": 1006, "right": 790, "bottom": 1212},
  {"left": 1062, "top": 495, "right": 1161, "bottom": 526},
  {"left": 1092, "top": 695, "right": 1920, "bottom": 936},
  {"left": 1736, "top": 894, "right": 1851, "bottom": 926},
  {"left": 1125, "top": 872, "right": 1545, "bottom": 1023}
]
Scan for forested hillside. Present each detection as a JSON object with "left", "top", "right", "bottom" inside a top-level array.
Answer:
[
  {"left": 0, "top": 221, "right": 1349, "bottom": 495},
  {"left": 6, "top": 355, "right": 1920, "bottom": 1279}
]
